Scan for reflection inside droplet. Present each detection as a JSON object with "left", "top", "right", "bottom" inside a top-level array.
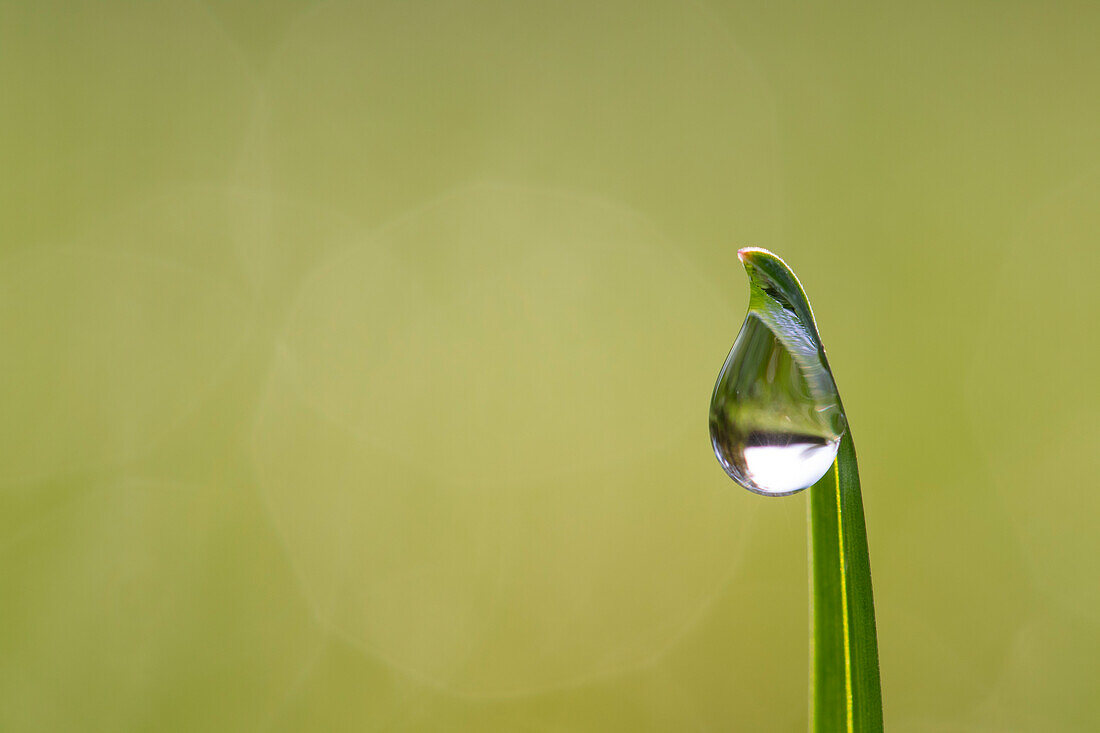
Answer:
[{"left": 709, "top": 313, "right": 845, "bottom": 496}]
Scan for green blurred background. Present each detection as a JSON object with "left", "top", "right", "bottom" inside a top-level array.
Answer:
[{"left": 2, "top": 1, "right": 1099, "bottom": 730}]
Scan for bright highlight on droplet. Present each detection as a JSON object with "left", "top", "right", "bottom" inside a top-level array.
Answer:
[{"left": 739, "top": 440, "right": 840, "bottom": 495}]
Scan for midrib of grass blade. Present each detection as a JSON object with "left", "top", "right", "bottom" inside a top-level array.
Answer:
[{"left": 810, "top": 431, "right": 883, "bottom": 732}]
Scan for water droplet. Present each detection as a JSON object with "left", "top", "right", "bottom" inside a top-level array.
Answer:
[{"left": 709, "top": 255, "right": 846, "bottom": 496}]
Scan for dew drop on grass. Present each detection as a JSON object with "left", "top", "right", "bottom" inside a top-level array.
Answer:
[{"left": 709, "top": 308, "right": 845, "bottom": 496}]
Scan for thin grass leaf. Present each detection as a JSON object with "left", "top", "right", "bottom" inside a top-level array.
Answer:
[
  {"left": 810, "top": 433, "right": 882, "bottom": 732},
  {"left": 713, "top": 248, "right": 883, "bottom": 731}
]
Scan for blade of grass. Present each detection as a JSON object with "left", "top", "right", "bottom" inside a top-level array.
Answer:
[
  {"left": 810, "top": 432, "right": 883, "bottom": 732},
  {"left": 735, "top": 248, "right": 882, "bottom": 731}
]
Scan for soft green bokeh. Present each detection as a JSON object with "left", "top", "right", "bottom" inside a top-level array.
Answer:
[{"left": 2, "top": 1, "right": 1098, "bottom": 730}]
